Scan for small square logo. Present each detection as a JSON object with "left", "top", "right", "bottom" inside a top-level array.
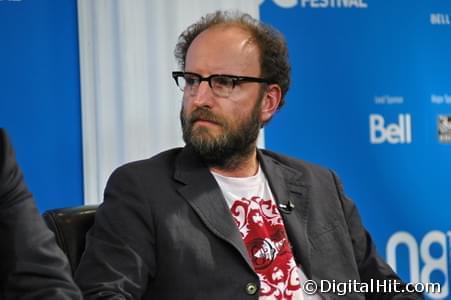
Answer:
[{"left": 438, "top": 115, "right": 451, "bottom": 143}]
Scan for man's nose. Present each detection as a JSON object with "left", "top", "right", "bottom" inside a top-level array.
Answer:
[{"left": 192, "top": 81, "right": 214, "bottom": 107}]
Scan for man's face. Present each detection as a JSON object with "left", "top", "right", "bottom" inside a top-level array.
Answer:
[{"left": 180, "top": 25, "right": 267, "bottom": 166}]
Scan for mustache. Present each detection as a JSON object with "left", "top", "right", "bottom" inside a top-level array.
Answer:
[{"left": 186, "top": 108, "right": 224, "bottom": 126}]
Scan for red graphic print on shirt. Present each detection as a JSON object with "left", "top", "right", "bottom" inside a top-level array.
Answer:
[{"left": 230, "top": 196, "right": 302, "bottom": 299}]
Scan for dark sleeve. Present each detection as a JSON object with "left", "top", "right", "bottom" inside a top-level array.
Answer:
[
  {"left": 74, "top": 163, "right": 155, "bottom": 300},
  {"left": 0, "top": 129, "right": 82, "bottom": 299},
  {"left": 331, "top": 170, "right": 423, "bottom": 300}
]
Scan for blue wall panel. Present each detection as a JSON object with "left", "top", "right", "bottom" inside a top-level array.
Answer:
[
  {"left": 261, "top": 0, "right": 451, "bottom": 298},
  {"left": 0, "top": 0, "right": 83, "bottom": 212}
]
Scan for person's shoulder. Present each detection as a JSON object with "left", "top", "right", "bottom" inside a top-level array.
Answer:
[
  {"left": 260, "top": 149, "right": 345, "bottom": 195},
  {"left": 259, "top": 148, "right": 333, "bottom": 177},
  {"left": 0, "top": 129, "right": 21, "bottom": 181},
  {"left": 116, "top": 147, "right": 183, "bottom": 172},
  {"left": 0, "top": 128, "right": 12, "bottom": 165}
]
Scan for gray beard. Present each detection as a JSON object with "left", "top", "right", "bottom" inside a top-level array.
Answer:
[{"left": 180, "top": 106, "right": 261, "bottom": 170}]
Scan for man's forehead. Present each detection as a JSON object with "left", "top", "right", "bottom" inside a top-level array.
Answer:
[
  {"left": 185, "top": 24, "right": 260, "bottom": 73},
  {"left": 190, "top": 24, "right": 255, "bottom": 50}
]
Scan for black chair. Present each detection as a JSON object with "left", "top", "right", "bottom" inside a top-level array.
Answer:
[{"left": 43, "top": 205, "right": 97, "bottom": 275}]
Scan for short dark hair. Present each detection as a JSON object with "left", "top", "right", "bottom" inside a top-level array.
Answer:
[{"left": 174, "top": 10, "right": 291, "bottom": 109}]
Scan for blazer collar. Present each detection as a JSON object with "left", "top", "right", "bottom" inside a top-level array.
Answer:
[
  {"left": 258, "top": 150, "right": 312, "bottom": 278},
  {"left": 173, "top": 146, "right": 312, "bottom": 277},
  {"left": 173, "top": 146, "right": 255, "bottom": 272}
]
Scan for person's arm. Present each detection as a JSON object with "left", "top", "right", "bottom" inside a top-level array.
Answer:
[
  {"left": 75, "top": 163, "right": 156, "bottom": 299},
  {"left": 331, "top": 170, "right": 423, "bottom": 300},
  {"left": 0, "top": 129, "right": 82, "bottom": 299}
]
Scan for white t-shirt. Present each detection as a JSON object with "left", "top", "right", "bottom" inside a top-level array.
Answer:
[{"left": 212, "top": 166, "right": 321, "bottom": 300}]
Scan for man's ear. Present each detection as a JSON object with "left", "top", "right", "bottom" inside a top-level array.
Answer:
[{"left": 260, "top": 84, "right": 282, "bottom": 123}]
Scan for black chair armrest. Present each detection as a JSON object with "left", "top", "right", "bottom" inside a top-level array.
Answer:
[{"left": 43, "top": 205, "right": 97, "bottom": 274}]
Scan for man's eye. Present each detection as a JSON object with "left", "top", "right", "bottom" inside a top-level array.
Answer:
[
  {"left": 184, "top": 76, "right": 198, "bottom": 86},
  {"left": 213, "top": 77, "right": 233, "bottom": 87}
]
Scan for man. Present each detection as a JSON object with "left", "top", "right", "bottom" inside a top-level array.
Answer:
[
  {"left": 75, "top": 11, "right": 422, "bottom": 299},
  {"left": 0, "top": 128, "right": 82, "bottom": 299}
]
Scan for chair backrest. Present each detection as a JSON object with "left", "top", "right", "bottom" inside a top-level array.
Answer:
[{"left": 43, "top": 205, "right": 97, "bottom": 275}]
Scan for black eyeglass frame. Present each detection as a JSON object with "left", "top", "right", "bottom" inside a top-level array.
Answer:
[{"left": 171, "top": 71, "right": 271, "bottom": 93}]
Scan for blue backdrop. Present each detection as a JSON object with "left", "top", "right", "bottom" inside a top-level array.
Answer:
[
  {"left": 0, "top": 0, "right": 83, "bottom": 212},
  {"left": 261, "top": 0, "right": 451, "bottom": 298},
  {"left": 1, "top": 0, "right": 450, "bottom": 297}
]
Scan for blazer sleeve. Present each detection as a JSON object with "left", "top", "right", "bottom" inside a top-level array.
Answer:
[
  {"left": 75, "top": 163, "right": 156, "bottom": 300},
  {"left": 331, "top": 170, "right": 423, "bottom": 300},
  {"left": 0, "top": 129, "right": 82, "bottom": 299}
]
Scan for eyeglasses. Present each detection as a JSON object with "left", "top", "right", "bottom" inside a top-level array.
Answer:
[{"left": 172, "top": 71, "right": 271, "bottom": 98}]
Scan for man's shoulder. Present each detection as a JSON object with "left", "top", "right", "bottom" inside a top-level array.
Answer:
[
  {"left": 259, "top": 148, "right": 331, "bottom": 176},
  {"left": 112, "top": 147, "right": 184, "bottom": 177}
]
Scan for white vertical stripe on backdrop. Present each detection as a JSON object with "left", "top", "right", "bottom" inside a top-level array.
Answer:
[{"left": 77, "top": 0, "right": 261, "bottom": 205}]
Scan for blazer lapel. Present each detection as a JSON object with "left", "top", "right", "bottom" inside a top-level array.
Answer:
[
  {"left": 258, "top": 150, "right": 312, "bottom": 278},
  {"left": 173, "top": 147, "right": 254, "bottom": 272}
]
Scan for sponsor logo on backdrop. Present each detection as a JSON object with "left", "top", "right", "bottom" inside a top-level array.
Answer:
[
  {"left": 438, "top": 115, "right": 451, "bottom": 143},
  {"left": 430, "top": 13, "right": 451, "bottom": 25},
  {"left": 431, "top": 94, "right": 451, "bottom": 105},
  {"left": 369, "top": 114, "right": 412, "bottom": 144},
  {"left": 374, "top": 95, "right": 404, "bottom": 105},
  {"left": 386, "top": 231, "right": 450, "bottom": 299},
  {"left": 260, "top": 0, "right": 368, "bottom": 9},
  {"left": 0, "top": 0, "right": 23, "bottom": 3}
]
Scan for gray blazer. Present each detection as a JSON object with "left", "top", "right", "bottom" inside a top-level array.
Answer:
[
  {"left": 0, "top": 129, "right": 82, "bottom": 299},
  {"left": 75, "top": 146, "right": 422, "bottom": 300}
]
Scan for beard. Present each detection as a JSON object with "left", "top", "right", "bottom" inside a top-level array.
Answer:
[{"left": 180, "top": 101, "right": 262, "bottom": 169}]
